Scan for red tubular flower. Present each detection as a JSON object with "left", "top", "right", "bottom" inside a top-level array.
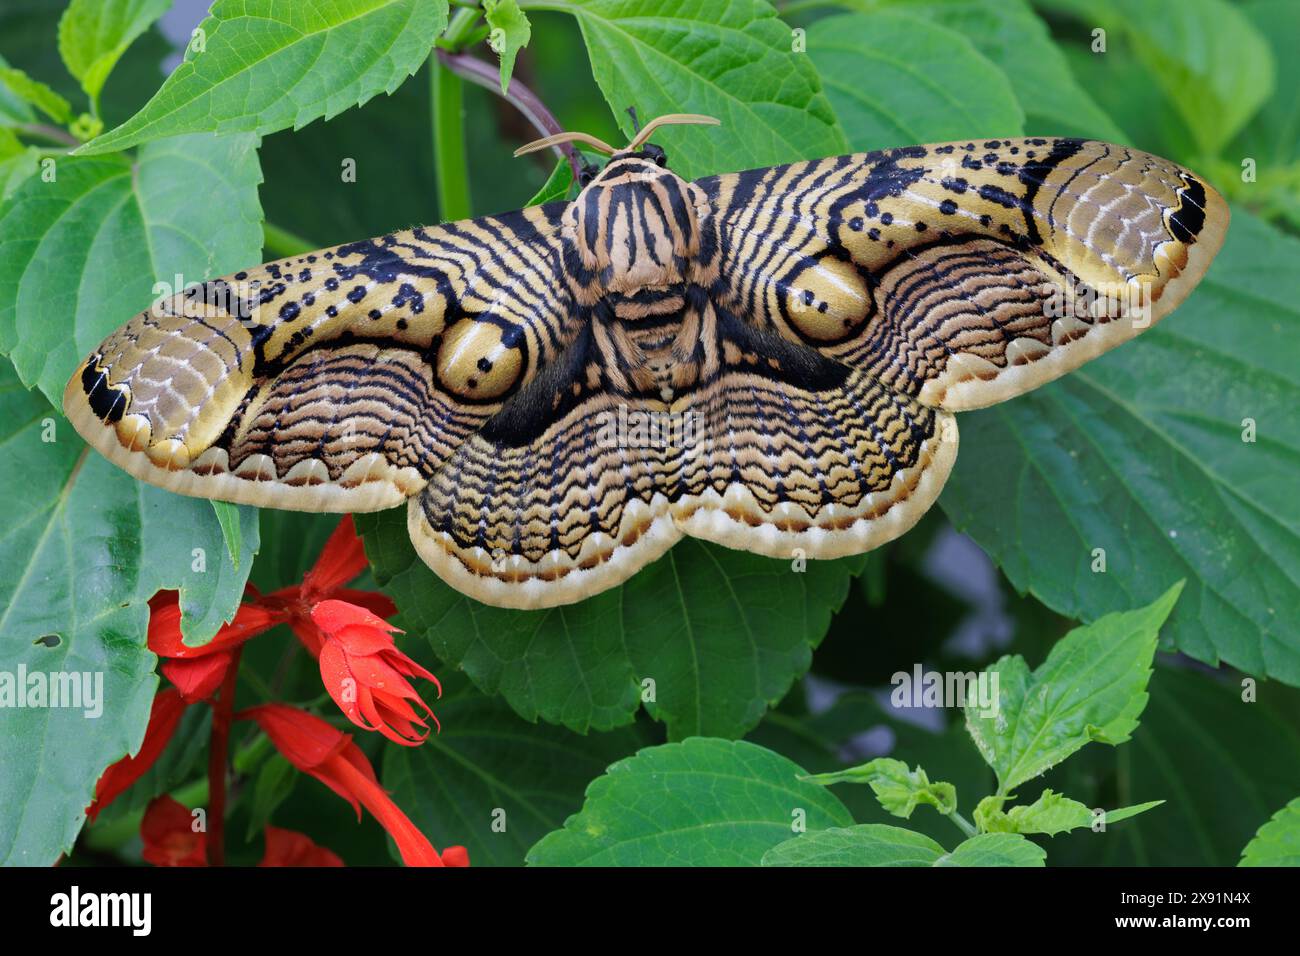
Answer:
[
  {"left": 148, "top": 592, "right": 285, "bottom": 702},
  {"left": 141, "top": 796, "right": 206, "bottom": 867},
  {"left": 238, "top": 704, "right": 449, "bottom": 867},
  {"left": 87, "top": 688, "right": 187, "bottom": 821},
  {"left": 442, "top": 845, "right": 471, "bottom": 867},
  {"left": 259, "top": 826, "right": 344, "bottom": 867},
  {"left": 262, "top": 516, "right": 396, "bottom": 655},
  {"left": 311, "top": 599, "right": 441, "bottom": 745}
]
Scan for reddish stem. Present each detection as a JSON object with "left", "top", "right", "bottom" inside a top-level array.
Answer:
[{"left": 206, "top": 649, "right": 242, "bottom": 866}]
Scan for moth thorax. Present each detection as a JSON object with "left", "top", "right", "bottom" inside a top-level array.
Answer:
[{"left": 568, "top": 161, "right": 704, "bottom": 294}]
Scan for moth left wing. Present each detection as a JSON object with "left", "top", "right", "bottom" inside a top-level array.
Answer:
[
  {"left": 408, "top": 322, "right": 682, "bottom": 609},
  {"left": 698, "top": 138, "right": 1228, "bottom": 411},
  {"left": 63, "top": 204, "right": 576, "bottom": 512}
]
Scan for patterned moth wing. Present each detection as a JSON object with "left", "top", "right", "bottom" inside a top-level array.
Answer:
[
  {"left": 665, "top": 138, "right": 1228, "bottom": 562},
  {"left": 66, "top": 135, "right": 1227, "bottom": 610},
  {"left": 64, "top": 206, "right": 578, "bottom": 513},
  {"left": 703, "top": 138, "right": 1229, "bottom": 410}
]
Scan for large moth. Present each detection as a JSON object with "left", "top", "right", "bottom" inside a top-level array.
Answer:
[{"left": 65, "top": 115, "right": 1228, "bottom": 609}]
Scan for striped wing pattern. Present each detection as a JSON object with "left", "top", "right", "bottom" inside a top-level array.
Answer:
[{"left": 65, "top": 138, "right": 1227, "bottom": 609}]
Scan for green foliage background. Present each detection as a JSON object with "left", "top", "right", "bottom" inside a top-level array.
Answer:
[{"left": 0, "top": 0, "right": 1296, "bottom": 867}]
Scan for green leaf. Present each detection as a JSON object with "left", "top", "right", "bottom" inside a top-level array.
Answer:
[
  {"left": 243, "top": 754, "right": 298, "bottom": 842},
  {"left": 0, "top": 127, "right": 39, "bottom": 200},
  {"left": 525, "top": 155, "right": 573, "bottom": 207},
  {"left": 483, "top": 0, "right": 531, "bottom": 94},
  {"left": 0, "top": 359, "right": 259, "bottom": 865},
  {"left": 0, "top": 53, "right": 36, "bottom": 126},
  {"left": 0, "top": 131, "right": 265, "bottom": 409},
  {"left": 210, "top": 501, "right": 244, "bottom": 569},
  {"left": 384, "top": 674, "right": 651, "bottom": 866},
  {"left": 1240, "top": 797, "right": 1300, "bottom": 866},
  {"left": 965, "top": 584, "right": 1179, "bottom": 793},
  {"left": 1119, "top": 0, "right": 1274, "bottom": 158},
  {"left": 942, "top": 209, "right": 1300, "bottom": 684},
  {"left": 0, "top": 65, "right": 73, "bottom": 125},
  {"left": 975, "top": 791, "right": 1090, "bottom": 835},
  {"left": 1050, "top": 666, "right": 1300, "bottom": 866},
  {"left": 974, "top": 790, "right": 1163, "bottom": 835},
  {"left": 866, "top": 0, "right": 1126, "bottom": 141},
  {"left": 526, "top": 738, "right": 853, "bottom": 866},
  {"left": 531, "top": 0, "right": 847, "bottom": 178},
  {"left": 804, "top": 757, "right": 957, "bottom": 820},
  {"left": 941, "top": 832, "right": 1045, "bottom": 866},
  {"left": 359, "top": 508, "right": 863, "bottom": 739},
  {"left": 806, "top": 10, "right": 1024, "bottom": 148},
  {"left": 761, "top": 825, "right": 1044, "bottom": 866},
  {"left": 57, "top": 0, "right": 171, "bottom": 107},
  {"left": 1232, "top": 0, "right": 1300, "bottom": 170},
  {"left": 77, "top": 0, "right": 450, "bottom": 156},
  {"left": 763, "top": 824, "right": 946, "bottom": 866}
]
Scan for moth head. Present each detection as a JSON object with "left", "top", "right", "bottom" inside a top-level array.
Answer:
[
  {"left": 515, "top": 114, "right": 720, "bottom": 290},
  {"left": 566, "top": 150, "right": 710, "bottom": 290}
]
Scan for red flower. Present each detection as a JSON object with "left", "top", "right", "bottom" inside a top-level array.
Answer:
[
  {"left": 87, "top": 688, "right": 187, "bottom": 821},
  {"left": 148, "top": 592, "right": 284, "bottom": 702},
  {"left": 442, "top": 845, "right": 471, "bottom": 867},
  {"left": 262, "top": 516, "right": 396, "bottom": 655},
  {"left": 312, "top": 599, "right": 441, "bottom": 745},
  {"left": 238, "top": 704, "right": 449, "bottom": 867},
  {"left": 141, "top": 796, "right": 206, "bottom": 867},
  {"left": 259, "top": 826, "right": 344, "bottom": 867}
]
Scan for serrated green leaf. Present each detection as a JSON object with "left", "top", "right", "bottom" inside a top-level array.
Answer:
[
  {"left": 534, "top": 0, "right": 846, "bottom": 179},
  {"left": 976, "top": 789, "right": 1091, "bottom": 835},
  {"left": 77, "top": 0, "right": 450, "bottom": 156},
  {"left": 384, "top": 674, "right": 651, "bottom": 866},
  {"left": 942, "top": 209, "right": 1300, "bottom": 684},
  {"left": 0, "top": 358, "right": 259, "bottom": 865},
  {"left": 1240, "top": 797, "right": 1300, "bottom": 866},
  {"left": 806, "top": 10, "right": 1023, "bottom": 148},
  {"left": 0, "top": 65, "right": 73, "bottom": 125},
  {"left": 939, "top": 832, "right": 1045, "bottom": 866},
  {"left": 526, "top": 738, "right": 853, "bottom": 866},
  {"left": 762, "top": 825, "right": 1044, "bottom": 866},
  {"left": 965, "top": 583, "right": 1179, "bottom": 793},
  {"left": 763, "top": 824, "right": 946, "bottom": 866},
  {"left": 0, "top": 131, "right": 265, "bottom": 409},
  {"left": 359, "top": 508, "right": 863, "bottom": 739},
  {"left": 804, "top": 757, "right": 957, "bottom": 820},
  {"left": 483, "top": 0, "right": 531, "bottom": 94},
  {"left": 57, "top": 0, "right": 171, "bottom": 107}
]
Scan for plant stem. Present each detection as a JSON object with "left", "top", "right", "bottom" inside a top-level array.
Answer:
[
  {"left": 206, "top": 649, "right": 241, "bottom": 866},
  {"left": 262, "top": 221, "right": 318, "bottom": 258},
  {"left": 431, "top": 52, "right": 472, "bottom": 222},
  {"left": 18, "top": 123, "right": 78, "bottom": 146},
  {"left": 948, "top": 809, "right": 978, "bottom": 839},
  {"left": 436, "top": 49, "right": 583, "bottom": 182}
]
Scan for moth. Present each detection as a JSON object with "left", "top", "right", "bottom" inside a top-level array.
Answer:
[{"left": 65, "top": 114, "right": 1228, "bottom": 610}]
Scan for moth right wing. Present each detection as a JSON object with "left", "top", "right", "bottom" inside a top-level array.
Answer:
[
  {"left": 699, "top": 138, "right": 1228, "bottom": 411},
  {"left": 64, "top": 203, "right": 576, "bottom": 512}
]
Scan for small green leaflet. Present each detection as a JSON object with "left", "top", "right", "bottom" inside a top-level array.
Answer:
[
  {"left": 483, "top": 0, "right": 531, "bottom": 94},
  {"left": 57, "top": 0, "right": 171, "bottom": 107}
]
